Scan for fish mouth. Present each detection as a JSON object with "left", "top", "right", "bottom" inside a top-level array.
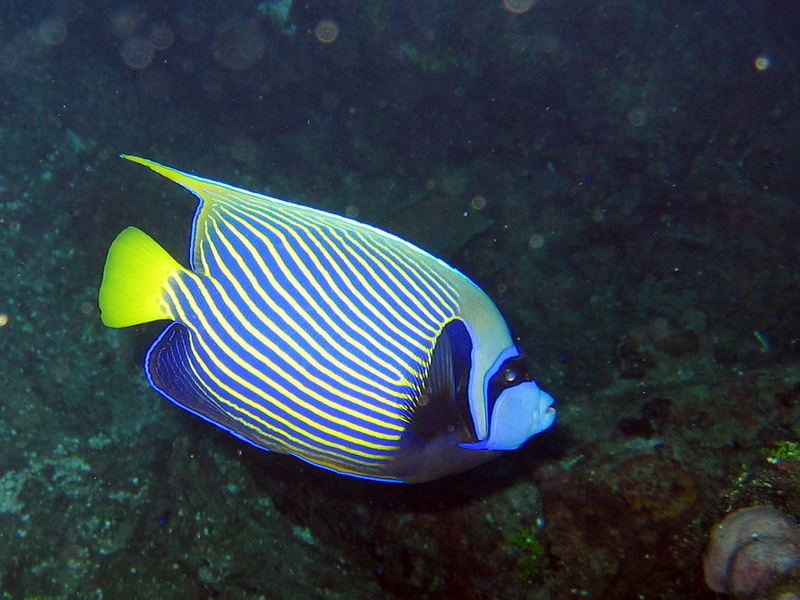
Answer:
[
  {"left": 535, "top": 390, "right": 556, "bottom": 429},
  {"left": 538, "top": 389, "right": 555, "bottom": 411}
]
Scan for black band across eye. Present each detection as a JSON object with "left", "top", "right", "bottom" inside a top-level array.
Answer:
[{"left": 486, "top": 356, "right": 530, "bottom": 415}]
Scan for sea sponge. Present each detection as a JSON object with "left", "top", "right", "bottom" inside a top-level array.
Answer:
[{"left": 704, "top": 505, "right": 800, "bottom": 597}]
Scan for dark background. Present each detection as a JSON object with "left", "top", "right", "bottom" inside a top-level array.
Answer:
[{"left": 0, "top": 1, "right": 798, "bottom": 598}]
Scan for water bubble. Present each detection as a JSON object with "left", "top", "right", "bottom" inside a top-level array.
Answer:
[
  {"left": 470, "top": 195, "right": 487, "bottom": 210},
  {"left": 314, "top": 19, "right": 340, "bottom": 44},
  {"left": 754, "top": 54, "right": 771, "bottom": 71},
  {"left": 120, "top": 36, "right": 155, "bottom": 69},
  {"left": 528, "top": 233, "right": 546, "bottom": 249},
  {"left": 627, "top": 107, "right": 647, "bottom": 127},
  {"left": 503, "top": 0, "right": 536, "bottom": 15},
  {"left": 148, "top": 21, "right": 174, "bottom": 51},
  {"left": 212, "top": 18, "right": 266, "bottom": 70},
  {"left": 36, "top": 17, "right": 68, "bottom": 46},
  {"left": 110, "top": 6, "right": 147, "bottom": 39},
  {"left": 441, "top": 173, "right": 468, "bottom": 196}
]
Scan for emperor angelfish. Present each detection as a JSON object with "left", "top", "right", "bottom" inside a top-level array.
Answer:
[{"left": 99, "top": 156, "right": 556, "bottom": 483}]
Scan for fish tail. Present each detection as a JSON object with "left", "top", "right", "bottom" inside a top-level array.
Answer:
[{"left": 99, "top": 226, "right": 183, "bottom": 328}]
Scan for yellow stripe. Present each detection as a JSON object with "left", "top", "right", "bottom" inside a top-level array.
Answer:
[
  {"left": 204, "top": 217, "right": 411, "bottom": 398},
  {"left": 308, "top": 455, "right": 394, "bottom": 480},
  {"left": 196, "top": 248, "right": 408, "bottom": 429},
  {"left": 210, "top": 194, "right": 458, "bottom": 388},
  {"left": 190, "top": 280, "right": 405, "bottom": 442},
  {"left": 329, "top": 227, "right": 452, "bottom": 331},
  {"left": 168, "top": 274, "right": 403, "bottom": 453},
  {"left": 226, "top": 188, "right": 462, "bottom": 316},
  {"left": 179, "top": 342, "right": 382, "bottom": 469},
  {"left": 234, "top": 202, "right": 437, "bottom": 353},
  {"left": 166, "top": 314, "right": 380, "bottom": 467},
  {"left": 195, "top": 235, "right": 212, "bottom": 276},
  {"left": 201, "top": 219, "right": 410, "bottom": 415},
  {"left": 220, "top": 207, "right": 426, "bottom": 365},
  {"left": 372, "top": 234, "right": 462, "bottom": 313},
  {"left": 214, "top": 211, "right": 413, "bottom": 382},
  {"left": 273, "top": 204, "right": 450, "bottom": 328},
  {"left": 279, "top": 210, "right": 442, "bottom": 339}
]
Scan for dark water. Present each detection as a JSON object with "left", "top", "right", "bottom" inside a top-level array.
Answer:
[{"left": 0, "top": 1, "right": 798, "bottom": 598}]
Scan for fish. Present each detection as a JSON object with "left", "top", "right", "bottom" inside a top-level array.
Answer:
[{"left": 98, "top": 156, "right": 556, "bottom": 483}]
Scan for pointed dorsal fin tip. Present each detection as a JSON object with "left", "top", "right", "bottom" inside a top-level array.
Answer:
[{"left": 120, "top": 155, "right": 202, "bottom": 190}]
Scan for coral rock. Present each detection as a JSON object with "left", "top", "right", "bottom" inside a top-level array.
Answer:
[{"left": 704, "top": 505, "right": 800, "bottom": 596}]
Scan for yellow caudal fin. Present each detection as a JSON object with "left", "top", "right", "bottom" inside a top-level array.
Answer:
[{"left": 98, "top": 226, "right": 184, "bottom": 328}]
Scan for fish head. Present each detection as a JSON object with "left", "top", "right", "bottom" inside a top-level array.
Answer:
[
  {"left": 386, "top": 322, "right": 556, "bottom": 482},
  {"left": 467, "top": 380, "right": 555, "bottom": 451},
  {"left": 461, "top": 350, "right": 556, "bottom": 451}
]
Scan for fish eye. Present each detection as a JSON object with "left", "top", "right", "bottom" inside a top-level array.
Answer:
[{"left": 487, "top": 356, "right": 530, "bottom": 413}]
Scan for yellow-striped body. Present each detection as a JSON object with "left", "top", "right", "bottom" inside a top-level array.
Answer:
[{"left": 99, "top": 157, "right": 556, "bottom": 482}]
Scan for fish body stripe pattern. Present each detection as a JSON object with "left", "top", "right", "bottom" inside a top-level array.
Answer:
[
  {"left": 157, "top": 185, "right": 463, "bottom": 476},
  {"left": 100, "top": 157, "right": 557, "bottom": 483}
]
